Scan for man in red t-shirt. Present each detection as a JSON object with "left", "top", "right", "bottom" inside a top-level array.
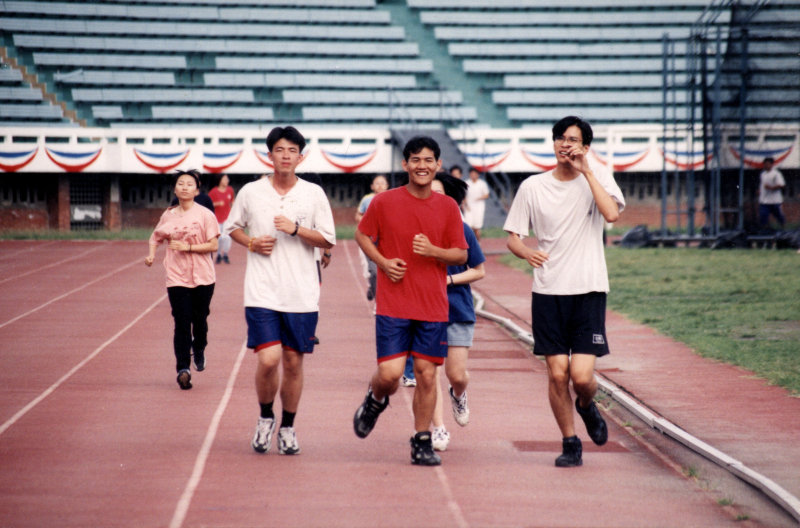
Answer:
[
  {"left": 208, "top": 174, "right": 235, "bottom": 263},
  {"left": 353, "top": 136, "right": 468, "bottom": 466}
]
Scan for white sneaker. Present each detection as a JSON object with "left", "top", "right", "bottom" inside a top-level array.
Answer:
[
  {"left": 401, "top": 376, "right": 417, "bottom": 387},
  {"left": 432, "top": 426, "right": 450, "bottom": 451},
  {"left": 449, "top": 387, "right": 470, "bottom": 426},
  {"left": 278, "top": 426, "right": 301, "bottom": 455},
  {"left": 251, "top": 417, "right": 276, "bottom": 453}
]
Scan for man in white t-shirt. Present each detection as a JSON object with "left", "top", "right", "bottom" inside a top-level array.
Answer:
[
  {"left": 758, "top": 156, "right": 786, "bottom": 229},
  {"left": 504, "top": 116, "right": 625, "bottom": 468},
  {"left": 463, "top": 168, "right": 490, "bottom": 241},
  {"left": 226, "top": 126, "right": 336, "bottom": 456}
]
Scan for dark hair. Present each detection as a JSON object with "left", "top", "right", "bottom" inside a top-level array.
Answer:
[
  {"left": 552, "top": 116, "right": 593, "bottom": 146},
  {"left": 266, "top": 126, "right": 306, "bottom": 153},
  {"left": 173, "top": 168, "right": 201, "bottom": 188},
  {"left": 764, "top": 157, "right": 775, "bottom": 164},
  {"left": 403, "top": 136, "right": 440, "bottom": 161},
  {"left": 435, "top": 172, "right": 468, "bottom": 206},
  {"left": 449, "top": 165, "right": 463, "bottom": 175}
]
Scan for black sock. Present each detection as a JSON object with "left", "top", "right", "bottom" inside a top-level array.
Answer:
[
  {"left": 259, "top": 402, "right": 274, "bottom": 420},
  {"left": 281, "top": 410, "right": 296, "bottom": 428}
]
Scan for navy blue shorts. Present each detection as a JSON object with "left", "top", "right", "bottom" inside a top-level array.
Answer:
[
  {"left": 375, "top": 315, "right": 448, "bottom": 365},
  {"left": 531, "top": 292, "right": 610, "bottom": 357},
  {"left": 245, "top": 307, "right": 318, "bottom": 354}
]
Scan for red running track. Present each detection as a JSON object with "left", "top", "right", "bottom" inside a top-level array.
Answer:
[{"left": 0, "top": 239, "right": 790, "bottom": 527}]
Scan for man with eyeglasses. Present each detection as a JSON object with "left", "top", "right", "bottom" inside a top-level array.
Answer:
[{"left": 504, "top": 116, "right": 626, "bottom": 467}]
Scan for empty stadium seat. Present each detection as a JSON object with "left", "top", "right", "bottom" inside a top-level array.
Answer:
[{"left": 0, "top": 0, "right": 796, "bottom": 128}]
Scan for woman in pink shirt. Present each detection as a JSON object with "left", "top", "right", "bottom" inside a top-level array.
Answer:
[{"left": 145, "top": 170, "right": 220, "bottom": 390}]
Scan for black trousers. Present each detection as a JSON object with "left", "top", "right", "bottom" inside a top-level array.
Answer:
[{"left": 167, "top": 284, "right": 215, "bottom": 372}]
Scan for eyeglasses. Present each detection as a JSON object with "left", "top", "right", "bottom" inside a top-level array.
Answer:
[{"left": 554, "top": 135, "right": 583, "bottom": 146}]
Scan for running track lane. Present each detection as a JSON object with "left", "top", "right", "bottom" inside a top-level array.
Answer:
[{"left": 0, "top": 239, "right": 741, "bottom": 527}]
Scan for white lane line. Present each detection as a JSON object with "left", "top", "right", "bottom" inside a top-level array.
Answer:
[
  {"left": 398, "top": 389, "right": 470, "bottom": 528},
  {"left": 342, "top": 239, "right": 371, "bottom": 308},
  {"left": 0, "top": 242, "right": 107, "bottom": 286},
  {"left": 0, "top": 293, "right": 167, "bottom": 437},
  {"left": 0, "top": 240, "right": 59, "bottom": 261},
  {"left": 0, "top": 257, "right": 140, "bottom": 330},
  {"left": 345, "top": 239, "right": 469, "bottom": 527},
  {"left": 169, "top": 341, "right": 249, "bottom": 528}
]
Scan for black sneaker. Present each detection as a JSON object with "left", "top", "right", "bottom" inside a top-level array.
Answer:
[
  {"left": 576, "top": 399, "right": 608, "bottom": 446},
  {"left": 555, "top": 436, "right": 582, "bottom": 467},
  {"left": 410, "top": 432, "right": 442, "bottom": 466},
  {"left": 193, "top": 351, "right": 205, "bottom": 372},
  {"left": 353, "top": 389, "right": 388, "bottom": 438},
  {"left": 177, "top": 369, "right": 192, "bottom": 390},
  {"left": 223, "top": 255, "right": 230, "bottom": 264},
  {"left": 216, "top": 254, "right": 222, "bottom": 264}
]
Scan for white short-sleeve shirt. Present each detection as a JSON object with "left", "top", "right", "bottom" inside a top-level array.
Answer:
[
  {"left": 464, "top": 178, "right": 490, "bottom": 229},
  {"left": 225, "top": 177, "right": 336, "bottom": 312},
  {"left": 759, "top": 168, "right": 785, "bottom": 205},
  {"left": 504, "top": 165, "right": 625, "bottom": 295}
]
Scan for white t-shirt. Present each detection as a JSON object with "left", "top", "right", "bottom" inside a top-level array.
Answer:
[
  {"left": 759, "top": 168, "right": 785, "bottom": 205},
  {"left": 225, "top": 177, "right": 336, "bottom": 312},
  {"left": 503, "top": 166, "right": 625, "bottom": 295},
  {"left": 464, "top": 178, "right": 490, "bottom": 229}
]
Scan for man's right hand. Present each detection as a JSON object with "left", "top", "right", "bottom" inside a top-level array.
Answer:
[
  {"left": 251, "top": 235, "right": 277, "bottom": 256},
  {"left": 526, "top": 249, "right": 549, "bottom": 268},
  {"left": 381, "top": 258, "right": 407, "bottom": 282}
]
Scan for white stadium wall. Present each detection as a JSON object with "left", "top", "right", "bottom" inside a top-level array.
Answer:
[{"left": 1, "top": 124, "right": 798, "bottom": 176}]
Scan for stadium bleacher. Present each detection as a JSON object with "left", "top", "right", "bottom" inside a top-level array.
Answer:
[
  {"left": 413, "top": 0, "right": 799, "bottom": 127},
  {"left": 0, "top": 0, "right": 473, "bottom": 127},
  {"left": 0, "top": 0, "right": 797, "bottom": 128}
]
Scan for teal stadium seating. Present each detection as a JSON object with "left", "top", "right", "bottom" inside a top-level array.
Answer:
[
  {"left": 0, "top": 60, "right": 66, "bottom": 125},
  {"left": 0, "top": 0, "right": 797, "bottom": 127},
  {"left": 410, "top": 0, "right": 799, "bottom": 126}
]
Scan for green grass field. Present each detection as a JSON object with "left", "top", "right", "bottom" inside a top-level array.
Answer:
[{"left": 501, "top": 247, "right": 800, "bottom": 395}]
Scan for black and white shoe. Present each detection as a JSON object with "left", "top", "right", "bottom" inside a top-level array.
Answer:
[
  {"left": 449, "top": 387, "right": 469, "bottom": 426},
  {"left": 410, "top": 431, "right": 442, "bottom": 466},
  {"left": 278, "top": 426, "right": 301, "bottom": 455},
  {"left": 353, "top": 389, "right": 388, "bottom": 438},
  {"left": 252, "top": 417, "right": 276, "bottom": 453}
]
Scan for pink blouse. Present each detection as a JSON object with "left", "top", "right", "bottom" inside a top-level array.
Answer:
[{"left": 149, "top": 204, "right": 220, "bottom": 288}]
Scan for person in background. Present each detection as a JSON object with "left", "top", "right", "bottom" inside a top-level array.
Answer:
[
  {"left": 429, "top": 174, "right": 486, "bottom": 452},
  {"left": 170, "top": 179, "right": 215, "bottom": 214},
  {"left": 504, "top": 116, "right": 625, "bottom": 468},
  {"left": 758, "top": 156, "right": 786, "bottom": 230},
  {"left": 355, "top": 174, "right": 389, "bottom": 302},
  {"left": 208, "top": 174, "right": 235, "bottom": 263},
  {"left": 463, "top": 168, "right": 490, "bottom": 241},
  {"left": 145, "top": 169, "right": 219, "bottom": 390}
]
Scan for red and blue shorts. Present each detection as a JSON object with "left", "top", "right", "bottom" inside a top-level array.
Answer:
[
  {"left": 375, "top": 315, "right": 448, "bottom": 365},
  {"left": 245, "top": 307, "right": 318, "bottom": 354}
]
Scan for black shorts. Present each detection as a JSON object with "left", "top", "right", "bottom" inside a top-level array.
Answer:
[{"left": 531, "top": 292, "right": 610, "bottom": 357}]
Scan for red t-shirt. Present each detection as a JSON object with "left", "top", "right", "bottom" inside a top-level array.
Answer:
[
  {"left": 358, "top": 186, "right": 468, "bottom": 322},
  {"left": 208, "top": 185, "right": 235, "bottom": 223}
]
